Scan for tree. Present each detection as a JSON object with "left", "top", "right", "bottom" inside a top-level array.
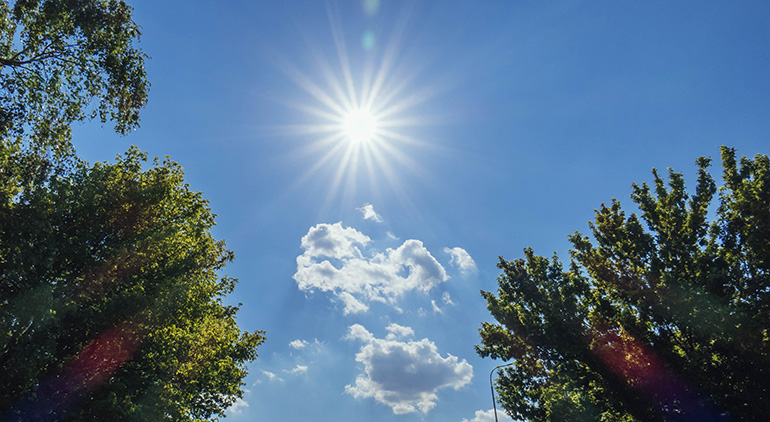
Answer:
[
  {"left": 0, "top": 147, "right": 264, "bottom": 421},
  {"left": 476, "top": 147, "right": 770, "bottom": 422},
  {"left": 0, "top": 1, "right": 263, "bottom": 419},
  {"left": 1, "top": 0, "right": 149, "bottom": 153}
]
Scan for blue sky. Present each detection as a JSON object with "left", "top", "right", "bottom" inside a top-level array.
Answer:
[{"left": 72, "top": 1, "right": 770, "bottom": 421}]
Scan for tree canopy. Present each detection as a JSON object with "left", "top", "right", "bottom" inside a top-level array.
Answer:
[
  {"left": 0, "top": 1, "right": 263, "bottom": 420},
  {"left": 477, "top": 147, "right": 770, "bottom": 421},
  {"left": 1, "top": 0, "right": 149, "bottom": 153},
  {"left": 1, "top": 147, "right": 264, "bottom": 421}
]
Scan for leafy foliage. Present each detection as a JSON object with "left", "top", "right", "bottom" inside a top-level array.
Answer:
[
  {"left": 0, "top": 147, "right": 264, "bottom": 421},
  {"left": 0, "top": 0, "right": 149, "bottom": 153},
  {"left": 477, "top": 147, "right": 770, "bottom": 421}
]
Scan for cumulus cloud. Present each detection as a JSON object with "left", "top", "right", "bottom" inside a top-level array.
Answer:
[
  {"left": 357, "top": 203, "right": 383, "bottom": 222},
  {"left": 294, "top": 223, "right": 448, "bottom": 313},
  {"left": 444, "top": 247, "right": 477, "bottom": 273},
  {"left": 442, "top": 291, "right": 455, "bottom": 306},
  {"left": 299, "top": 222, "right": 370, "bottom": 260},
  {"left": 289, "top": 339, "right": 309, "bottom": 349},
  {"left": 461, "top": 409, "right": 518, "bottom": 422},
  {"left": 345, "top": 323, "right": 375, "bottom": 342},
  {"left": 344, "top": 324, "right": 473, "bottom": 414}
]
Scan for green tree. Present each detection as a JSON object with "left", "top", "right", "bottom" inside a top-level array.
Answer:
[
  {"left": 477, "top": 147, "right": 770, "bottom": 422},
  {"left": 1, "top": 0, "right": 148, "bottom": 153},
  {"left": 0, "top": 147, "right": 264, "bottom": 421}
]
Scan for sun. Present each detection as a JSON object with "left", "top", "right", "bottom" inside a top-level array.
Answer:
[
  {"left": 272, "top": 3, "right": 447, "bottom": 213},
  {"left": 343, "top": 108, "right": 378, "bottom": 144}
]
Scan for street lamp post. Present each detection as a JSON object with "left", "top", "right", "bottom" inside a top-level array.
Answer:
[{"left": 490, "top": 363, "right": 515, "bottom": 422}]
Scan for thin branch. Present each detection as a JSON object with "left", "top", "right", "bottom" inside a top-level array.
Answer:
[
  {"left": 1, "top": 50, "right": 66, "bottom": 66},
  {"left": 2, "top": 36, "right": 84, "bottom": 67}
]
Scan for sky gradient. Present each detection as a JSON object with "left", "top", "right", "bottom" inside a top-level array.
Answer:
[{"left": 72, "top": 1, "right": 770, "bottom": 421}]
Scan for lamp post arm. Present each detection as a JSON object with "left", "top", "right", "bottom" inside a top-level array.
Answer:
[{"left": 490, "top": 363, "right": 515, "bottom": 422}]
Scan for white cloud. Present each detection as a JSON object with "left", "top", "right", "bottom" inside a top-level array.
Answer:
[
  {"left": 290, "top": 364, "right": 308, "bottom": 375},
  {"left": 431, "top": 299, "right": 442, "bottom": 314},
  {"left": 461, "top": 409, "right": 518, "bottom": 422},
  {"left": 338, "top": 291, "right": 369, "bottom": 314},
  {"left": 442, "top": 291, "right": 455, "bottom": 306},
  {"left": 345, "top": 324, "right": 473, "bottom": 414},
  {"left": 385, "top": 323, "right": 414, "bottom": 339},
  {"left": 261, "top": 370, "right": 284, "bottom": 383},
  {"left": 345, "top": 323, "right": 375, "bottom": 342},
  {"left": 444, "top": 247, "right": 477, "bottom": 273},
  {"left": 289, "top": 339, "right": 309, "bottom": 349},
  {"left": 299, "top": 222, "right": 371, "bottom": 261},
  {"left": 294, "top": 223, "right": 449, "bottom": 313},
  {"left": 227, "top": 397, "right": 249, "bottom": 415},
  {"left": 357, "top": 203, "right": 383, "bottom": 222}
]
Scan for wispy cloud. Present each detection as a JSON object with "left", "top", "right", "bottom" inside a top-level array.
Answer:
[
  {"left": 344, "top": 324, "right": 473, "bottom": 414},
  {"left": 430, "top": 291, "right": 455, "bottom": 314},
  {"left": 294, "top": 223, "right": 448, "bottom": 314},
  {"left": 357, "top": 203, "right": 383, "bottom": 222},
  {"left": 288, "top": 364, "right": 308, "bottom": 375},
  {"left": 444, "top": 247, "right": 477, "bottom": 273},
  {"left": 261, "top": 370, "right": 284, "bottom": 383},
  {"left": 431, "top": 299, "right": 442, "bottom": 314}
]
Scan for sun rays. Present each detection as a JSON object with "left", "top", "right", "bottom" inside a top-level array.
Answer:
[{"left": 268, "top": 1, "right": 445, "bottom": 214}]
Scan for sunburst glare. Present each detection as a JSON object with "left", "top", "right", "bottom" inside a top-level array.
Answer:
[
  {"left": 269, "top": 2, "right": 448, "bottom": 215},
  {"left": 343, "top": 107, "right": 378, "bottom": 144}
]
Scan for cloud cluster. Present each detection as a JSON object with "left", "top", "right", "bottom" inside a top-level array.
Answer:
[
  {"left": 344, "top": 324, "right": 473, "bottom": 414},
  {"left": 294, "top": 223, "right": 448, "bottom": 314},
  {"left": 461, "top": 409, "right": 518, "bottom": 422},
  {"left": 444, "top": 247, "right": 477, "bottom": 273}
]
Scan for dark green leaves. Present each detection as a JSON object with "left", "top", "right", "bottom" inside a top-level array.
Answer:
[
  {"left": 1, "top": 147, "right": 264, "bottom": 421},
  {"left": 478, "top": 147, "right": 770, "bottom": 421}
]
